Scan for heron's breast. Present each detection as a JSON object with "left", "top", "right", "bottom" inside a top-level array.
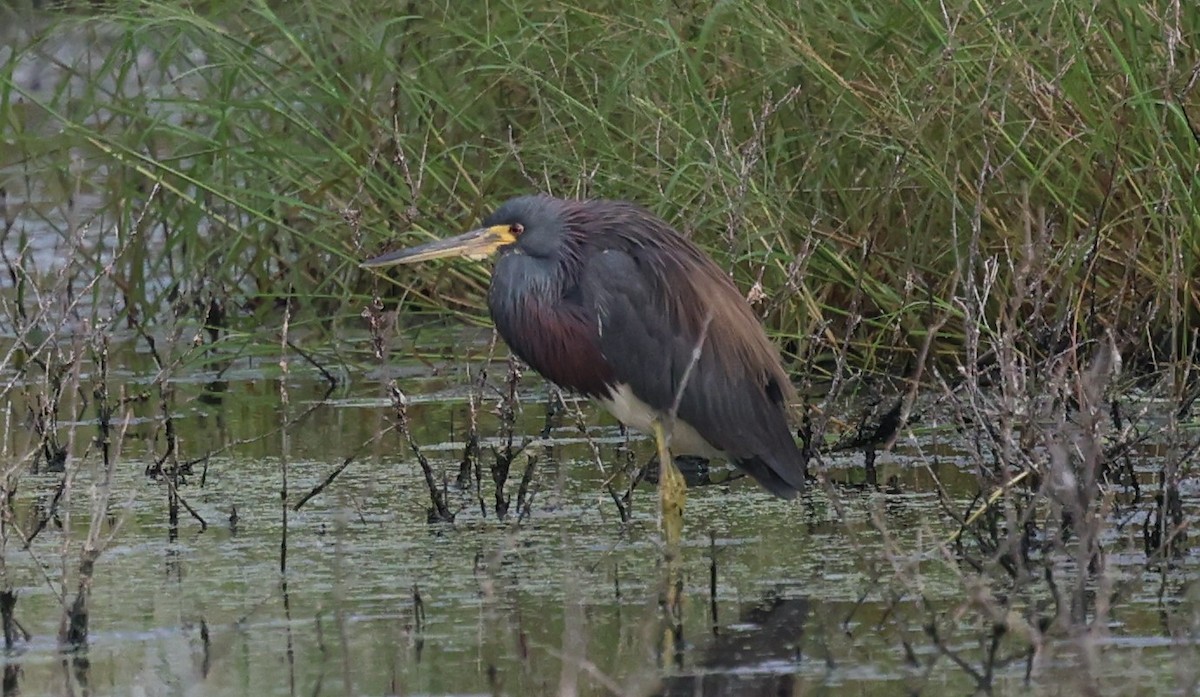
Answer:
[
  {"left": 598, "top": 383, "right": 724, "bottom": 459},
  {"left": 489, "top": 272, "right": 614, "bottom": 397}
]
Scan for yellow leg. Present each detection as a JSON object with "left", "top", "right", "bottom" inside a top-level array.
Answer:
[
  {"left": 652, "top": 419, "right": 687, "bottom": 548},
  {"left": 653, "top": 419, "right": 686, "bottom": 668}
]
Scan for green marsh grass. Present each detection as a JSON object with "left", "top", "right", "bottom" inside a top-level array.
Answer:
[{"left": 1, "top": 0, "right": 1195, "bottom": 378}]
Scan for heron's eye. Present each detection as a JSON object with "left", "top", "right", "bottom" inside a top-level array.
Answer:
[{"left": 509, "top": 223, "right": 524, "bottom": 236}]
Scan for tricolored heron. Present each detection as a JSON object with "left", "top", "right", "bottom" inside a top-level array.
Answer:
[{"left": 363, "top": 195, "right": 807, "bottom": 534}]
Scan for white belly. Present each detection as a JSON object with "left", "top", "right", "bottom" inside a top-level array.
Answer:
[{"left": 598, "top": 383, "right": 724, "bottom": 459}]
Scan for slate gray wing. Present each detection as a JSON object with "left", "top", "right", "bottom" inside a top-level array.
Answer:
[{"left": 579, "top": 247, "right": 806, "bottom": 497}]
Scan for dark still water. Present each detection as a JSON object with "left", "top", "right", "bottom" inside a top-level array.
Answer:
[{"left": 0, "top": 328, "right": 1195, "bottom": 697}]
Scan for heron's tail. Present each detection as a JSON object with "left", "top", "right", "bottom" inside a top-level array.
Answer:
[{"left": 735, "top": 454, "right": 807, "bottom": 499}]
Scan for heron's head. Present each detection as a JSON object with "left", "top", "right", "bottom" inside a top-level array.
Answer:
[{"left": 361, "top": 195, "right": 575, "bottom": 269}]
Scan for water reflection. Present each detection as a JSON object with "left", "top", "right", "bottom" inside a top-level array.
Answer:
[
  {"left": 652, "top": 594, "right": 809, "bottom": 697},
  {"left": 0, "top": 330, "right": 1192, "bottom": 697}
]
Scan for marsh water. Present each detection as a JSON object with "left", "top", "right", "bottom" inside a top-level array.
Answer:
[{"left": 0, "top": 326, "right": 1196, "bottom": 697}]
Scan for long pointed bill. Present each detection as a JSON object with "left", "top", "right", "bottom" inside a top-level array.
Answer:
[{"left": 361, "top": 225, "right": 517, "bottom": 268}]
